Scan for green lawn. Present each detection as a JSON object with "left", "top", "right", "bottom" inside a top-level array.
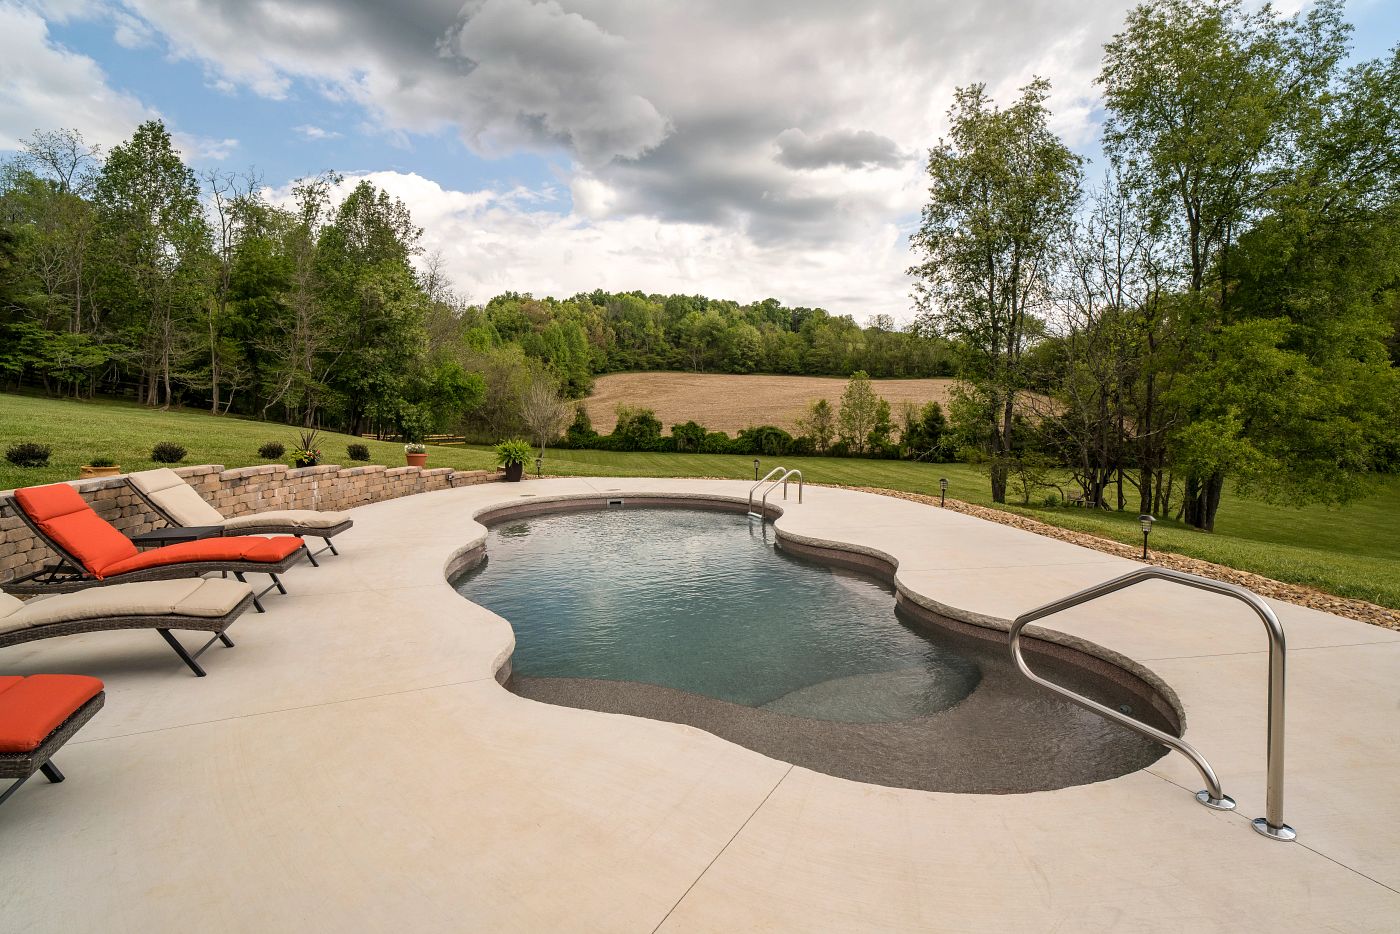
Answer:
[{"left": 3, "top": 391, "right": 1398, "bottom": 608}]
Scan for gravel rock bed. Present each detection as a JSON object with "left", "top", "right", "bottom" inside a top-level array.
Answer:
[{"left": 848, "top": 486, "right": 1400, "bottom": 632}]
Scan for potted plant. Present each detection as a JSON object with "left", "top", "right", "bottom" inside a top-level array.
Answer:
[
  {"left": 404, "top": 442, "right": 428, "bottom": 468},
  {"left": 291, "top": 429, "right": 322, "bottom": 468},
  {"left": 495, "top": 438, "right": 533, "bottom": 482},
  {"left": 79, "top": 457, "right": 120, "bottom": 480}
]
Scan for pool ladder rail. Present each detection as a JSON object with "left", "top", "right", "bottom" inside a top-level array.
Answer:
[
  {"left": 1009, "top": 566, "right": 1296, "bottom": 842},
  {"left": 748, "top": 467, "right": 803, "bottom": 520}
]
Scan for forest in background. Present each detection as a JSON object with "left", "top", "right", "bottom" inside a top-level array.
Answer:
[{"left": 1, "top": 0, "right": 1398, "bottom": 532}]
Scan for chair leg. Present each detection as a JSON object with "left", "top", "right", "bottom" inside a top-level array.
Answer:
[
  {"left": 306, "top": 547, "right": 320, "bottom": 568},
  {"left": 0, "top": 773, "right": 33, "bottom": 807},
  {"left": 325, "top": 537, "right": 339, "bottom": 556},
  {"left": 234, "top": 572, "right": 265, "bottom": 612},
  {"left": 270, "top": 573, "right": 287, "bottom": 595},
  {"left": 157, "top": 628, "right": 208, "bottom": 677},
  {"left": 39, "top": 761, "right": 64, "bottom": 783},
  {"left": 218, "top": 631, "right": 235, "bottom": 648}
]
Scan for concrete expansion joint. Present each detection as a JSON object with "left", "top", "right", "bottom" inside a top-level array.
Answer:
[{"left": 651, "top": 764, "right": 796, "bottom": 934}]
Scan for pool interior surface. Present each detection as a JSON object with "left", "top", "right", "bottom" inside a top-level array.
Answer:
[{"left": 454, "top": 507, "right": 1172, "bottom": 792}]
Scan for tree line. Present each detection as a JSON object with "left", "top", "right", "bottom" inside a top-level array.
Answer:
[
  {"left": 0, "top": 130, "right": 953, "bottom": 443},
  {"left": 909, "top": 0, "right": 1400, "bottom": 530}
]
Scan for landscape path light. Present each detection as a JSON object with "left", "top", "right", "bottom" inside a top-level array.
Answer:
[
  {"left": 754, "top": 458, "right": 760, "bottom": 481},
  {"left": 535, "top": 456, "right": 542, "bottom": 479},
  {"left": 1138, "top": 514, "right": 1155, "bottom": 560},
  {"left": 939, "top": 477, "right": 948, "bottom": 507}
]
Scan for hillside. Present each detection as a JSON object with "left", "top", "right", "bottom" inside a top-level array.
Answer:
[{"left": 582, "top": 373, "right": 959, "bottom": 435}]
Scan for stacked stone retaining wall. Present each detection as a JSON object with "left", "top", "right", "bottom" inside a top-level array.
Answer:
[{"left": 1, "top": 463, "right": 500, "bottom": 584}]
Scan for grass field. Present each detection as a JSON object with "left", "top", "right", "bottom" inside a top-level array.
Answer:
[
  {"left": 3, "top": 391, "right": 1398, "bottom": 609},
  {"left": 582, "top": 372, "right": 958, "bottom": 434}
]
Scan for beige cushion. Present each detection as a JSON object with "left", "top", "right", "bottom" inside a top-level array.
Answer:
[
  {"left": 129, "top": 468, "right": 225, "bottom": 526},
  {"left": 2, "top": 578, "right": 252, "bottom": 632},
  {"left": 0, "top": 591, "right": 23, "bottom": 620},
  {"left": 221, "top": 509, "right": 350, "bottom": 531}
]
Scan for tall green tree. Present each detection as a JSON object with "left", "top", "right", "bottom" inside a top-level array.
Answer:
[
  {"left": 92, "top": 120, "right": 212, "bottom": 408},
  {"left": 909, "top": 79, "right": 1082, "bottom": 502},
  {"left": 1100, "top": 0, "right": 1400, "bottom": 529},
  {"left": 315, "top": 180, "right": 427, "bottom": 435}
]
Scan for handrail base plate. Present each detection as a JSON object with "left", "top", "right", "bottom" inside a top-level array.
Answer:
[
  {"left": 1252, "top": 818, "right": 1297, "bottom": 842},
  {"left": 1195, "top": 790, "right": 1236, "bottom": 811}
]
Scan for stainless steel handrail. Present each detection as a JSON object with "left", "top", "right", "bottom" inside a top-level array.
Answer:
[
  {"left": 1008, "top": 566, "right": 1295, "bottom": 842},
  {"left": 747, "top": 467, "right": 804, "bottom": 519},
  {"left": 748, "top": 467, "right": 788, "bottom": 515},
  {"left": 760, "top": 468, "right": 802, "bottom": 516}
]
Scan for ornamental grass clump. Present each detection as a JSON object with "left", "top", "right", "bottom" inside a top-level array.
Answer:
[
  {"left": 151, "top": 441, "right": 187, "bottom": 463},
  {"left": 258, "top": 441, "right": 285, "bottom": 460},
  {"left": 5, "top": 442, "right": 51, "bottom": 468},
  {"left": 347, "top": 443, "right": 371, "bottom": 462}
]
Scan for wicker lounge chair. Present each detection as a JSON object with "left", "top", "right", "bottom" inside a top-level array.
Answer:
[
  {"left": 3, "top": 484, "right": 307, "bottom": 612},
  {"left": 127, "top": 468, "right": 352, "bottom": 565},
  {"left": 0, "top": 674, "right": 104, "bottom": 806},
  {"left": 0, "top": 578, "right": 254, "bottom": 676}
]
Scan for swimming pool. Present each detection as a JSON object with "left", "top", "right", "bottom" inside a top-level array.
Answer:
[{"left": 454, "top": 504, "right": 1173, "bottom": 792}]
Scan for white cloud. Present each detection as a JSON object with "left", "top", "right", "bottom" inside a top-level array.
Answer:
[
  {"left": 0, "top": 4, "right": 154, "bottom": 151},
  {"left": 16, "top": 0, "right": 1139, "bottom": 316},
  {"left": 171, "top": 132, "right": 239, "bottom": 161},
  {"left": 111, "top": 10, "right": 155, "bottom": 48},
  {"left": 294, "top": 124, "right": 342, "bottom": 141},
  {"left": 282, "top": 170, "right": 913, "bottom": 318}
]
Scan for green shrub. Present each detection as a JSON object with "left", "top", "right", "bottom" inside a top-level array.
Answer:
[
  {"left": 1042, "top": 493, "right": 1061, "bottom": 508},
  {"left": 612, "top": 405, "right": 663, "bottom": 451},
  {"left": 735, "top": 425, "right": 793, "bottom": 456},
  {"left": 346, "top": 443, "right": 371, "bottom": 462},
  {"left": 258, "top": 441, "right": 285, "bottom": 460},
  {"left": 700, "top": 431, "right": 735, "bottom": 454},
  {"left": 151, "top": 441, "right": 186, "bottom": 464},
  {"left": 562, "top": 405, "right": 597, "bottom": 448},
  {"left": 5, "top": 442, "right": 51, "bottom": 468},
  {"left": 671, "top": 420, "right": 708, "bottom": 452}
]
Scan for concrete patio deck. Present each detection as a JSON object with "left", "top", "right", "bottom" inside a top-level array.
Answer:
[{"left": 1, "top": 477, "right": 1397, "bottom": 932}]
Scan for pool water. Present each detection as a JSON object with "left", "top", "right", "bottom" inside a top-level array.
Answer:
[{"left": 456, "top": 508, "right": 985, "bottom": 722}]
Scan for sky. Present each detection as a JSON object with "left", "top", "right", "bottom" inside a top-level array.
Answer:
[{"left": 1, "top": 0, "right": 1396, "bottom": 321}]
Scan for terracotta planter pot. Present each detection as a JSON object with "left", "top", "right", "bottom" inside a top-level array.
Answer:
[
  {"left": 406, "top": 453, "right": 428, "bottom": 468},
  {"left": 503, "top": 462, "right": 524, "bottom": 482},
  {"left": 79, "top": 465, "right": 121, "bottom": 479}
]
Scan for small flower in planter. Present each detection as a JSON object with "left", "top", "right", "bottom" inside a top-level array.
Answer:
[
  {"left": 291, "top": 429, "right": 323, "bottom": 468},
  {"left": 404, "top": 442, "right": 428, "bottom": 467}
]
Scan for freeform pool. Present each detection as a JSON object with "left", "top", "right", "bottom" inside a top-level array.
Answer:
[{"left": 453, "top": 505, "right": 1173, "bottom": 793}]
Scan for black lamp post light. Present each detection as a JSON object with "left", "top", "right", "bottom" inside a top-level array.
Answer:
[
  {"left": 535, "top": 456, "right": 542, "bottom": 479},
  {"left": 939, "top": 477, "right": 948, "bottom": 507},
  {"left": 754, "top": 458, "right": 761, "bottom": 481},
  {"left": 1138, "top": 513, "right": 1155, "bottom": 560}
]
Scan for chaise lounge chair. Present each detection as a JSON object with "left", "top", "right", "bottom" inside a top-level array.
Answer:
[
  {"left": 0, "top": 674, "right": 104, "bottom": 806},
  {"left": 1, "top": 577, "right": 254, "bottom": 676},
  {"left": 127, "top": 468, "right": 352, "bottom": 565},
  {"left": 3, "top": 483, "right": 307, "bottom": 612}
]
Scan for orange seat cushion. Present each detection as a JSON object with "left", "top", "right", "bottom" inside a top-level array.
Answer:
[
  {"left": 99, "top": 535, "right": 304, "bottom": 578},
  {"left": 0, "top": 674, "right": 103, "bottom": 753},
  {"left": 14, "top": 484, "right": 137, "bottom": 575}
]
